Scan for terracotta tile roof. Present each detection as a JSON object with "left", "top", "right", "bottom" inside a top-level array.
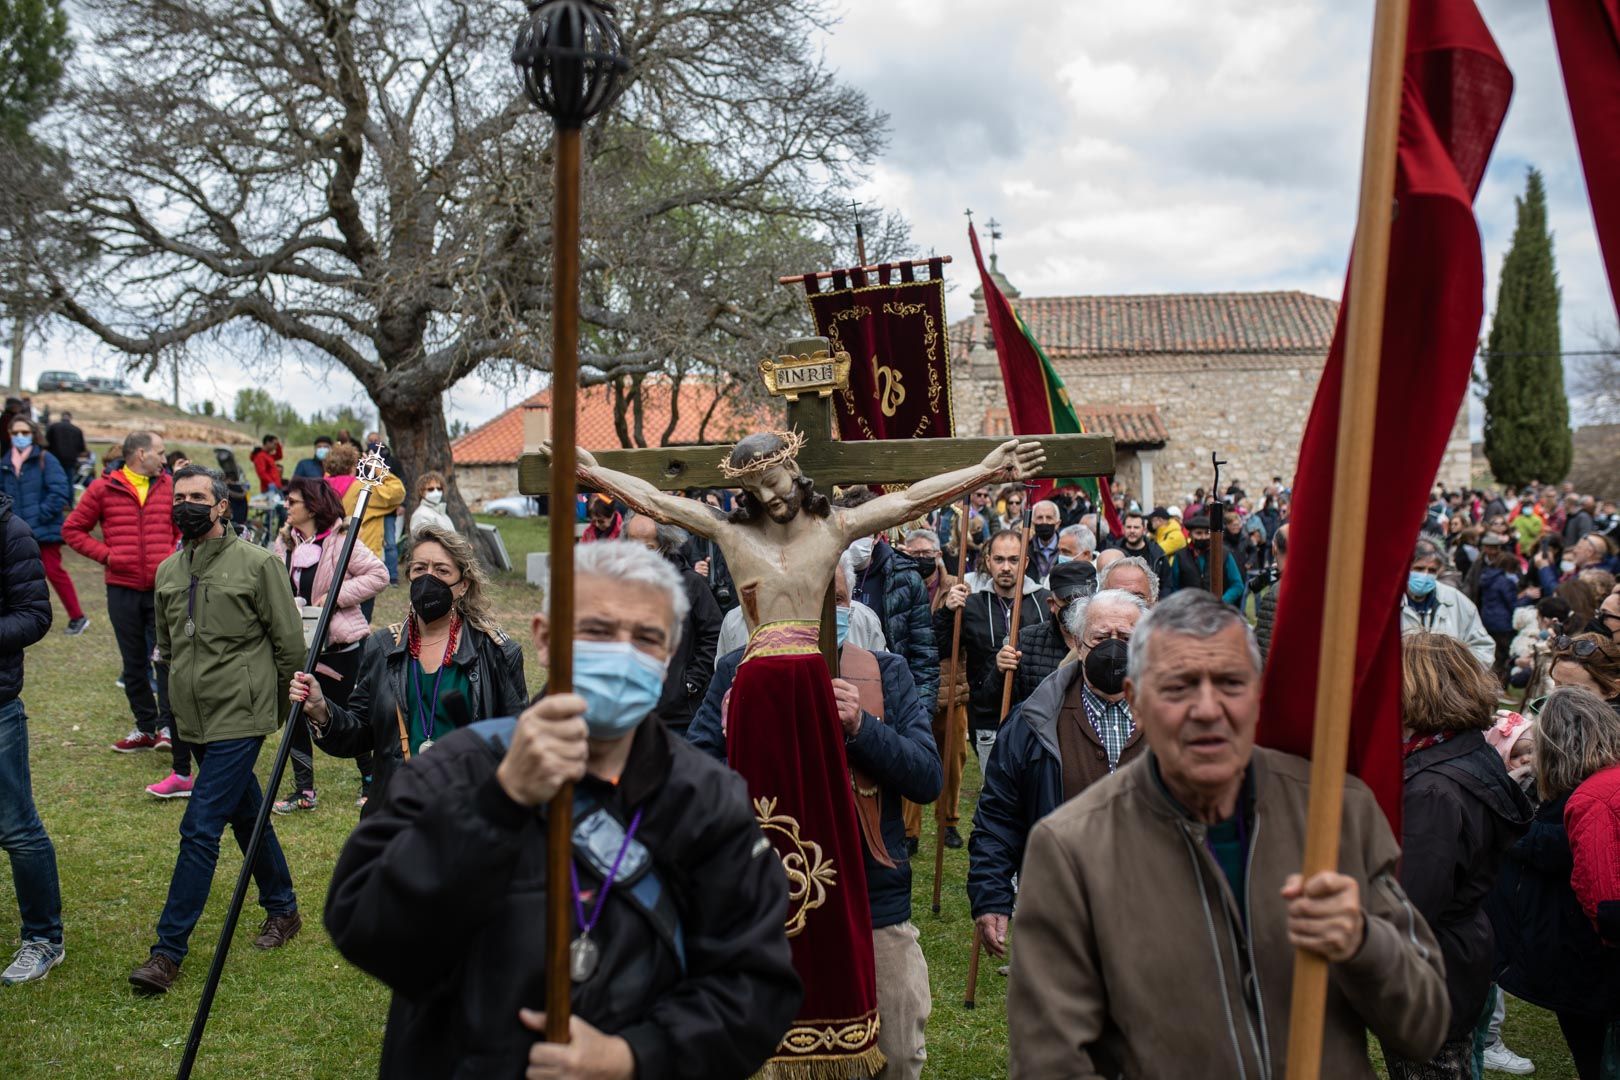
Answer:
[
  {"left": 952, "top": 290, "right": 1339, "bottom": 362},
  {"left": 451, "top": 379, "right": 778, "bottom": 466},
  {"left": 982, "top": 405, "right": 1168, "bottom": 448}
]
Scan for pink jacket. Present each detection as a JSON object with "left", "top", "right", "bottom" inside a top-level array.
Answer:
[
  {"left": 1567, "top": 763, "right": 1620, "bottom": 944},
  {"left": 272, "top": 523, "right": 389, "bottom": 647}
]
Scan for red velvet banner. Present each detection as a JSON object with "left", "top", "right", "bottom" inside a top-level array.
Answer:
[{"left": 805, "top": 271, "right": 954, "bottom": 441}]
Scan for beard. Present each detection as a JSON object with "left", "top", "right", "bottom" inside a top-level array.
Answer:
[{"left": 763, "top": 483, "right": 803, "bottom": 524}]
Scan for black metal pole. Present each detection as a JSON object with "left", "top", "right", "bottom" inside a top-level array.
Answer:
[{"left": 176, "top": 482, "right": 378, "bottom": 1080}]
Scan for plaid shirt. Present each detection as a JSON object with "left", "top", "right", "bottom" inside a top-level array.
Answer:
[{"left": 1080, "top": 682, "right": 1135, "bottom": 771}]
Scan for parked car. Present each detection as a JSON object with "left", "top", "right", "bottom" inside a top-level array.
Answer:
[
  {"left": 482, "top": 494, "right": 538, "bottom": 518},
  {"left": 37, "top": 370, "right": 90, "bottom": 393},
  {"left": 85, "top": 376, "right": 133, "bottom": 395}
]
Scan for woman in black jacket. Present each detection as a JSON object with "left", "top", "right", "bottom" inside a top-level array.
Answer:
[
  {"left": 1390, "top": 633, "right": 1533, "bottom": 1079},
  {"left": 1489, "top": 688, "right": 1620, "bottom": 1078},
  {"left": 295, "top": 523, "right": 527, "bottom": 810}
]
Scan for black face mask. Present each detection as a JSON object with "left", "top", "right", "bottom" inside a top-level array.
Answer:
[
  {"left": 411, "top": 574, "right": 457, "bottom": 623},
  {"left": 172, "top": 501, "right": 219, "bottom": 541},
  {"left": 1084, "top": 637, "right": 1129, "bottom": 696},
  {"left": 1192, "top": 537, "right": 1211, "bottom": 554},
  {"left": 1587, "top": 617, "right": 1617, "bottom": 640},
  {"left": 1034, "top": 522, "right": 1057, "bottom": 541}
]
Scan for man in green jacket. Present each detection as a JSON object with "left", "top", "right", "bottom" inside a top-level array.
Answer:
[{"left": 129, "top": 466, "right": 308, "bottom": 996}]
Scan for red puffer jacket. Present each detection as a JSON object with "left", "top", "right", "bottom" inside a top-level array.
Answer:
[
  {"left": 63, "top": 471, "right": 179, "bottom": 590},
  {"left": 1567, "top": 761, "right": 1620, "bottom": 945}
]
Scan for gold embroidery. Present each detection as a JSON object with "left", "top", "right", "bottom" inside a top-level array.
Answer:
[
  {"left": 873, "top": 354, "right": 906, "bottom": 417},
  {"left": 777, "top": 1011, "right": 881, "bottom": 1055},
  {"left": 755, "top": 797, "right": 837, "bottom": 938}
]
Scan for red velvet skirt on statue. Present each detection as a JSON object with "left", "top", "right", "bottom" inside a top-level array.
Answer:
[{"left": 726, "top": 621, "right": 882, "bottom": 1079}]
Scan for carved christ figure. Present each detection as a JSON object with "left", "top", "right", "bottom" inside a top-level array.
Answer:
[{"left": 545, "top": 430, "right": 1047, "bottom": 630}]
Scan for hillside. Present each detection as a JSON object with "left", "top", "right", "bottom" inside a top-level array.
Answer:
[{"left": 31, "top": 391, "right": 256, "bottom": 452}]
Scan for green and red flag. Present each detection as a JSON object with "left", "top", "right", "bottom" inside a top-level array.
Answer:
[{"left": 968, "top": 223, "right": 1124, "bottom": 536}]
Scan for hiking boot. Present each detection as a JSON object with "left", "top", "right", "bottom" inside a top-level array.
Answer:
[
  {"left": 153, "top": 727, "right": 173, "bottom": 751},
  {"left": 1482, "top": 1040, "right": 1535, "bottom": 1074},
  {"left": 944, "top": 825, "right": 964, "bottom": 849},
  {"left": 65, "top": 616, "right": 90, "bottom": 636},
  {"left": 2, "top": 940, "right": 64, "bottom": 985},
  {"left": 145, "top": 772, "right": 194, "bottom": 799},
  {"left": 112, "top": 729, "right": 158, "bottom": 753},
  {"left": 253, "top": 912, "right": 302, "bottom": 950},
  {"left": 272, "top": 791, "right": 317, "bottom": 815},
  {"left": 129, "top": 953, "right": 180, "bottom": 996}
]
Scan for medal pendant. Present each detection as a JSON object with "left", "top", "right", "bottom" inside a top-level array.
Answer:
[
  {"left": 184, "top": 619, "right": 195, "bottom": 639},
  {"left": 569, "top": 935, "right": 599, "bottom": 983},
  {"left": 418, "top": 738, "right": 434, "bottom": 752}
]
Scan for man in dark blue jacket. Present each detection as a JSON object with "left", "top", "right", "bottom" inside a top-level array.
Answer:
[
  {"left": 968, "top": 588, "right": 1146, "bottom": 966},
  {"left": 690, "top": 558, "right": 941, "bottom": 1080},
  {"left": 0, "top": 493, "right": 62, "bottom": 984}
]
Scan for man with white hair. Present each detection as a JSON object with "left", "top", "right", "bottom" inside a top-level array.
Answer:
[
  {"left": 1007, "top": 591, "right": 1448, "bottom": 1077},
  {"left": 1055, "top": 523, "right": 1096, "bottom": 570},
  {"left": 1098, "top": 554, "right": 1160, "bottom": 608},
  {"left": 1027, "top": 500, "right": 1063, "bottom": 581},
  {"left": 968, "top": 588, "right": 1149, "bottom": 966},
  {"left": 325, "top": 541, "right": 802, "bottom": 1079}
]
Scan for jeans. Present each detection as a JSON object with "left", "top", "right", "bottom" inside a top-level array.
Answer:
[
  {"left": 107, "top": 585, "right": 170, "bottom": 734},
  {"left": 382, "top": 513, "right": 399, "bottom": 584},
  {"left": 152, "top": 737, "right": 297, "bottom": 964},
  {"left": 0, "top": 699, "right": 62, "bottom": 944}
]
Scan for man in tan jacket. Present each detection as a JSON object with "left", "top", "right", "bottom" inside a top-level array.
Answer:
[{"left": 1008, "top": 590, "right": 1448, "bottom": 1079}]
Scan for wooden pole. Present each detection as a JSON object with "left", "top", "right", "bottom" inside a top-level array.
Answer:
[
  {"left": 1283, "top": 1, "right": 1408, "bottom": 1076},
  {"left": 963, "top": 923, "right": 983, "bottom": 1009},
  {"left": 932, "top": 495, "right": 973, "bottom": 917},
  {"left": 999, "top": 503, "right": 1034, "bottom": 721},
  {"left": 544, "top": 124, "right": 583, "bottom": 1046}
]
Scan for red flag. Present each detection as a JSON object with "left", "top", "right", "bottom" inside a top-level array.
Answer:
[
  {"left": 1549, "top": 0, "right": 1620, "bottom": 317},
  {"left": 968, "top": 225, "right": 1126, "bottom": 536},
  {"left": 1256, "top": 0, "right": 1512, "bottom": 830}
]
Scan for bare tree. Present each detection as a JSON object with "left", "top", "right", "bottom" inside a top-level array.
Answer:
[
  {"left": 1575, "top": 328, "right": 1620, "bottom": 425},
  {"left": 28, "top": 0, "right": 897, "bottom": 517}
]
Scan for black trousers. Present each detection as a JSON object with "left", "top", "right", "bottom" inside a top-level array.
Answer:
[
  {"left": 107, "top": 585, "right": 172, "bottom": 735},
  {"left": 1555, "top": 1010, "right": 1607, "bottom": 1079},
  {"left": 287, "top": 644, "right": 370, "bottom": 795},
  {"left": 151, "top": 662, "right": 196, "bottom": 776}
]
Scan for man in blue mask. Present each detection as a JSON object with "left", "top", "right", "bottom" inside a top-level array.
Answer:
[
  {"left": 689, "top": 555, "right": 942, "bottom": 1080},
  {"left": 324, "top": 540, "right": 802, "bottom": 1080},
  {"left": 1399, "top": 537, "right": 1494, "bottom": 666},
  {"left": 291, "top": 436, "right": 332, "bottom": 480}
]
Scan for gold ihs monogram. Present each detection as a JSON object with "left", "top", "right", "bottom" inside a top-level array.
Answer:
[{"left": 873, "top": 355, "right": 906, "bottom": 418}]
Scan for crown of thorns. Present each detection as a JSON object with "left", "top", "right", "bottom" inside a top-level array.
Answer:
[{"left": 719, "top": 429, "right": 806, "bottom": 479}]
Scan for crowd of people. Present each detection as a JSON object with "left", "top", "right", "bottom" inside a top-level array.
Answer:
[{"left": 1, "top": 429, "right": 1619, "bottom": 1080}]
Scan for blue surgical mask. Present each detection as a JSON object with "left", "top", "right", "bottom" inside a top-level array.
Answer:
[
  {"left": 10, "top": 433, "right": 30, "bottom": 451},
  {"left": 835, "top": 605, "right": 852, "bottom": 648},
  {"left": 1407, "top": 571, "right": 1438, "bottom": 599},
  {"left": 572, "top": 640, "right": 666, "bottom": 739},
  {"left": 315, "top": 446, "right": 330, "bottom": 461},
  {"left": 1055, "top": 553, "right": 1074, "bottom": 565}
]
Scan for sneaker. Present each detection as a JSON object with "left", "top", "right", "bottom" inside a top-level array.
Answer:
[
  {"left": 272, "top": 791, "right": 317, "bottom": 815},
  {"left": 114, "top": 677, "right": 125, "bottom": 690},
  {"left": 253, "top": 912, "right": 302, "bottom": 950},
  {"left": 65, "top": 616, "right": 90, "bottom": 636},
  {"left": 129, "top": 952, "right": 179, "bottom": 996},
  {"left": 112, "top": 729, "right": 158, "bottom": 753},
  {"left": 1482, "top": 1040, "right": 1535, "bottom": 1075},
  {"left": 944, "top": 825, "right": 964, "bottom": 849},
  {"left": 2, "top": 940, "right": 64, "bottom": 985},
  {"left": 146, "top": 772, "right": 194, "bottom": 799},
  {"left": 153, "top": 727, "right": 173, "bottom": 751}
]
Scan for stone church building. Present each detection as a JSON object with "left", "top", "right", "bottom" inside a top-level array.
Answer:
[{"left": 949, "top": 258, "right": 1473, "bottom": 505}]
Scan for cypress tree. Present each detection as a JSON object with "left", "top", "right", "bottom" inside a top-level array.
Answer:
[{"left": 1483, "top": 167, "right": 1571, "bottom": 488}]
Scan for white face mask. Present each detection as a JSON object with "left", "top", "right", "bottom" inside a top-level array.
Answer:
[
  {"left": 424, "top": 490, "right": 444, "bottom": 505},
  {"left": 848, "top": 536, "right": 875, "bottom": 570}
]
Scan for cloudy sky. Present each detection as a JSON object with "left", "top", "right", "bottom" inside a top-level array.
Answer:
[{"left": 30, "top": 0, "right": 1612, "bottom": 435}]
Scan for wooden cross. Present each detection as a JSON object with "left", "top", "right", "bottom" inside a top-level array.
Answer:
[{"left": 516, "top": 338, "right": 1115, "bottom": 499}]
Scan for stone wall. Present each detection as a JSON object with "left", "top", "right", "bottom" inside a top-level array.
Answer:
[
  {"left": 454, "top": 463, "right": 516, "bottom": 509},
  {"left": 953, "top": 347, "right": 1472, "bottom": 503}
]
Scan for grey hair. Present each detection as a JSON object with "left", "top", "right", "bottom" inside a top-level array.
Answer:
[
  {"left": 1063, "top": 587, "right": 1149, "bottom": 641},
  {"left": 573, "top": 540, "right": 690, "bottom": 651},
  {"left": 172, "top": 464, "right": 227, "bottom": 504},
  {"left": 1059, "top": 524, "right": 1097, "bottom": 556},
  {"left": 1126, "top": 589, "right": 1260, "bottom": 684},
  {"left": 1535, "top": 687, "right": 1620, "bottom": 801},
  {"left": 622, "top": 512, "right": 688, "bottom": 557},
  {"left": 1412, "top": 537, "right": 1449, "bottom": 568},
  {"left": 1099, "top": 555, "right": 1162, "bottom": 603},
  {"left": 902, "top": 528, "right": 941, "bottom": 553},
  {"left": 123, "top": 430, "right": 158, "bottom": 459}
]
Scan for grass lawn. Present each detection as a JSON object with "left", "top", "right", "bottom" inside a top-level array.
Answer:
[{"left": 0, "top": 520, "right": 1584, "bottom": 1077}]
